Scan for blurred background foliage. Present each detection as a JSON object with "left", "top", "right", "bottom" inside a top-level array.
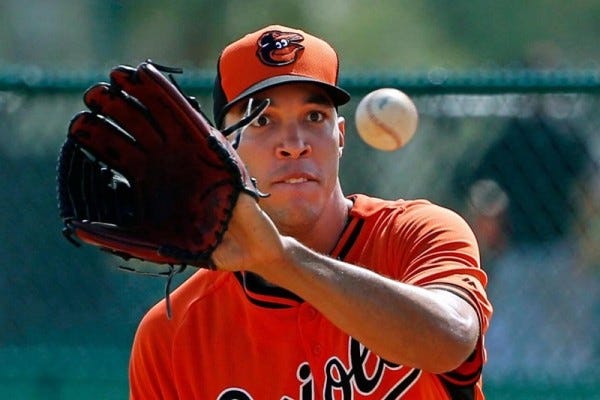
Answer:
[
  {"left": 1, "top": 1, "right": 600, "bottom": 399},
  {"left": 2, "top": 0, "right": 600, "bottom": 70}
]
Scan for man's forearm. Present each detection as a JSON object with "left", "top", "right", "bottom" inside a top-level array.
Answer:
[{"left": 254, "top": 236, "right": 480, "bottom": 373}]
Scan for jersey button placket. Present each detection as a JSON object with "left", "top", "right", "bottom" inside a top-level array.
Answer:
[
  {"left": 299, "top": 304, "right": 323, "bottom": 360},
  {"left": 312, "top": 343, "right": 322, "bottom": 356}
]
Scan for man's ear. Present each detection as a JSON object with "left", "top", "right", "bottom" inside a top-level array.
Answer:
[{"left": 337, "top": 116, "right": 346, "bottom": 155}]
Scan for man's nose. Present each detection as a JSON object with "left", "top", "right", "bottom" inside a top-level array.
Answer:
[{"left": 276, "top": 126, "right": 312, "bottom": 159}]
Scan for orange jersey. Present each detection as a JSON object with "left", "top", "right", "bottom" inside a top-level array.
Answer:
[{"left": 129, "top": 194, "right": 492, "bottom": 399}]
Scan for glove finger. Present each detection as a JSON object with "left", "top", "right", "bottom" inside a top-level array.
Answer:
[
  {"left": 68, "top": 111, "right": 146, "bottom": 178},
  {"left": 110, "top": 63, "right": 209, "bottom": 145},
  {"left": 83, "top": 83, "right": 164, "bottom": 151}
]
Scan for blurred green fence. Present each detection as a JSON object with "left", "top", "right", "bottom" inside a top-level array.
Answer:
[{"left": 1, "top": 68, "right": 599, "bottom": 399}]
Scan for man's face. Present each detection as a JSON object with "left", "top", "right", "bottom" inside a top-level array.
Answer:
[{"left": 224, "top": 83, "right": 346, "bottom": 235}]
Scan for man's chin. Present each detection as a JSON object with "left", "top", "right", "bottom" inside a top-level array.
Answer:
[{"left": 264, "top": 203, "right": 321, "bottom": 234}]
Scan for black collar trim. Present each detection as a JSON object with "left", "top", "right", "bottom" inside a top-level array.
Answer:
[{"left": 234, "top": 215, "right": 365, "bottom": 308}]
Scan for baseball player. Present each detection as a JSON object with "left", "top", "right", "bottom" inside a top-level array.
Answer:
[{"left": 125, "top": 25, "right": 493, "bottom": 399}]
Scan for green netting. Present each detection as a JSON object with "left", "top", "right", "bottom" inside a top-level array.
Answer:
[{"left": 2, "top": 68, "right": 600, "bottom": 95}]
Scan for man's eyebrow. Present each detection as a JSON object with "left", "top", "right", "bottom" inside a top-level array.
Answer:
[
  {"left": 306, "top": 93, "right": 334, "bottom": 107},
  {"left": 250, "top": 93, "right": 334, "bottom": 108}
]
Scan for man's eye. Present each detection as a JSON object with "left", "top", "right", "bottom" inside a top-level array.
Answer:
[
  {"left": 307, "top": 111, "right": 324, "bottom": 122},
  {"left": 251, "top": 115, "right": 270, "bottom": 127}
]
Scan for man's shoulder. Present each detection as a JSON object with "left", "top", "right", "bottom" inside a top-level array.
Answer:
[
  {"left": 348, "top": 193, "right": 473, "bottom": 237},
  {"left": 348, "top": 193, "right": 447, "bottom": 217},
  {"left": 139, "top": 270, "right": 233, "bottom": 329}
]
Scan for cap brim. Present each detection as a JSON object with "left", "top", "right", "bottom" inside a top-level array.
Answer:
[{"left": 222, "top": 75, "right": 351, "bottom": 118}]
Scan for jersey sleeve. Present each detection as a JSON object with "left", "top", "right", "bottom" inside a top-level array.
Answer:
[
  {"left": 129, "top": 302, "right": 179, "bottom": 399},
  {"left": 390, "top": 202, "right": 491, "bottom": 328},
  {"left": 389, "top": 202, "right": 493, "bottom": 386}
]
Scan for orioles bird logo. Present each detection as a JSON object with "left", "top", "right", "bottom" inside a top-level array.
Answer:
[{"left": 256, "top": 30, "right": 304, "bottom": 66}]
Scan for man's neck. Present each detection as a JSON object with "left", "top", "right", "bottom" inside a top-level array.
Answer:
[{"left": 293, "top": 192, "right": 352, "bottom": 255}]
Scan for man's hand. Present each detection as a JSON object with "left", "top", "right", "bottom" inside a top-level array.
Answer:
[{"left": 211, "top": 194, "right": 287, "bottom": 272}]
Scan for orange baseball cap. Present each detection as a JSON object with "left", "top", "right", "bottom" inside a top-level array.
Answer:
[{"left": 213, "top": 25, "right": 351, "bottom": 128}]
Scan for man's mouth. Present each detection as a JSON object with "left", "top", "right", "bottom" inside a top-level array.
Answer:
[{"left": 284, "top": 177, "right": 308, "bottom": 184}]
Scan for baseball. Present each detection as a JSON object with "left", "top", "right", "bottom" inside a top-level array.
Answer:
[{"left": 354, "top": 88, "right": 418, "bottom": 151}]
